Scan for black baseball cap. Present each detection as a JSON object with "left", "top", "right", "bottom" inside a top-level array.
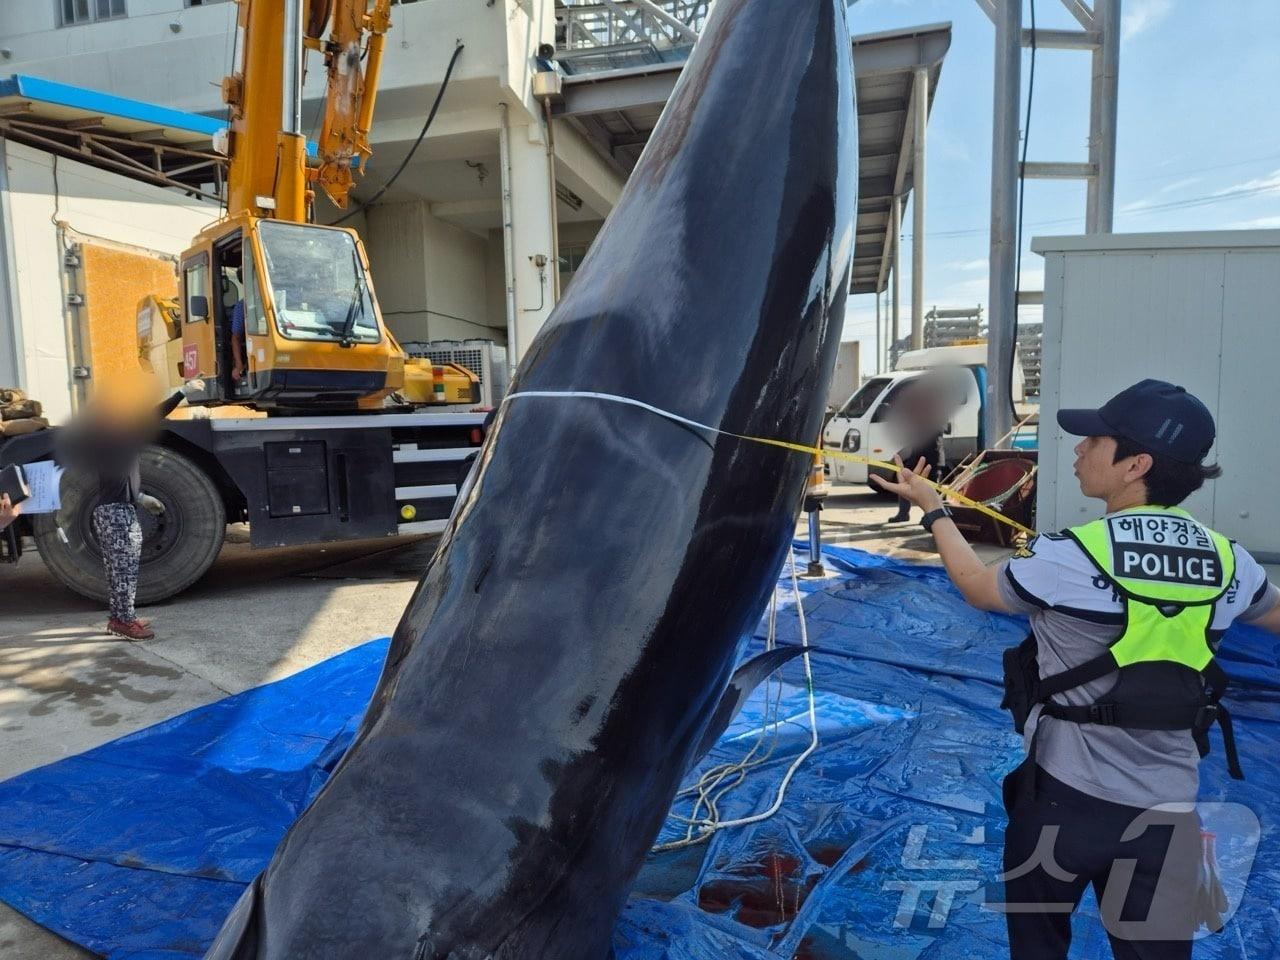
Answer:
[{"left": 1057, "top": 379, "right": 1215, "bottom": 464}]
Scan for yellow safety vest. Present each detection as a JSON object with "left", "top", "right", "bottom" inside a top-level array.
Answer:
[{"left": 1001, "top": 506, "right": 1243, "bottom": 780}]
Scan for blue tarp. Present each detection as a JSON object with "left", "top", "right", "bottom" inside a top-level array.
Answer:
[{"left": 1, "top": 544, "right": 1277, "bottom": 959}]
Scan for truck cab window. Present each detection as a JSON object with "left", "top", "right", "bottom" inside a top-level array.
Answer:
[
  {"left": 871, "top": 379, "right": 912, "bottom": 423},
  {"left": 183, "top": 258, "right": 209, "bottom": 323},
  {"left": 257, "top": 221, "right": 380, "bottom": 345},
  {"left": 242, "top": 246, "right": 267, "bottom": 336},
  {"left": 838, "top": 377, "right": 891, "bottom": 420},
  {"left": 219, "top": 248, "right": 244, "bottom": 322}
]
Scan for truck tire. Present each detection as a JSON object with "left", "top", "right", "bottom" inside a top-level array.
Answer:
[{"left": 33, "top": 445, "right": 226, "bottom": 605}]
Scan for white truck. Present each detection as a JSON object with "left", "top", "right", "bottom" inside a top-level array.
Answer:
[{"left": 822, "top": 343, "right": 1027, "bottom": 488}]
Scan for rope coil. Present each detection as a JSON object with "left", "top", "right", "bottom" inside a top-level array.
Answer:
[{"left": 652, "top": 548, "right": 818, "bottom": 852}]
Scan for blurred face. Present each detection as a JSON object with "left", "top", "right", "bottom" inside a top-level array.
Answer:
[
  {"left": 1072, "top": 435, "right": 1151, "bottom": 501},
  {"left": 84, "top": 374, "right": 162, "bottom": 432}
]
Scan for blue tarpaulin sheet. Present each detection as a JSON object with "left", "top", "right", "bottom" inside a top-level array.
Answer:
[{"left": 1, "top": 543, "right": 1278, "bottom": 959}]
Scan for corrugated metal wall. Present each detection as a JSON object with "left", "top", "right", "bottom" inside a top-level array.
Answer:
[{"left": 1036, "top": 233, "right": 1280, "bottom": 560}]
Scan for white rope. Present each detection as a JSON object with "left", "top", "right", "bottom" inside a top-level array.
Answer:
[
  {"left": 503, "top": 389, "right": 722, "bottom": 439},
  {"left": 499, "top": 389, "right": 821, "bottom": 850},
  {"left": 658, "top": 593, "right": 784, "bottom": 842},
  {"left": 653, "top": 549, "right": 820, "bottom": 852}
]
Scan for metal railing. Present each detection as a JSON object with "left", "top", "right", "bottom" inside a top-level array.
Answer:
[{"left": 555, "top": 0, "right": 710, "bottom": 73}]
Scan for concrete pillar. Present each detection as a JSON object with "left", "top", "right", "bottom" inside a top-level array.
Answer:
[
  {"left": 874, "top": 287, "right": 882, "bottom": 374},
  {"left": 911, "top": 66, "right": 927, "bottom": 352},
  {"left": 506, "top": 121, "right": 559, "bottom": 362},
  {"left": 986, "top": 0, "right": 1022, "bottom": 447},
  {"left": 1086, "top": 0, "right": 1120, "bottom": 233},
  {"left": 0, "top": 141, "right": 24, "bottom": 393},
  {"left": 891, "top": 194, "right": 901, "bottom": 366}
]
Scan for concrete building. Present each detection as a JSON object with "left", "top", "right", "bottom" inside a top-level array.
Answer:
[
  {"left": 0, "top": 0, "right": 625, "bottom": 361},
  {"left": 0, "top": 3, "right": 948, "bottom": 420}
]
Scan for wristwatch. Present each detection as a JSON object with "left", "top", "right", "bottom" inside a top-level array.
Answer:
[{"left": 921, "top": 506, "right": 954, "bottom": 533}]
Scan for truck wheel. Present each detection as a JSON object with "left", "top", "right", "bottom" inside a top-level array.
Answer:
[{"left": 32, "top": 445, "right": 226, "bottom": 605}]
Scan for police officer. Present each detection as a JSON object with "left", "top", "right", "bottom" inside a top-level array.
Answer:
[{"left": 874, "top": 379, "right": 1280, "bottom": 960}]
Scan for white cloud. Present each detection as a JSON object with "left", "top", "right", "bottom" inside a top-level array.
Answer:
[
  {"left": 1157, "top": 177, "right": 1200, "bottom": 195},
  {"left": 1226, "top": 215, "right": 1280, "bottom": 229},
  {"left": 1122, "top": 0, "right": 1172, "bottom": 40},
  {"left": 1225, "top": 168, "right": 1280, "bottom": 196},
  {"left": 945, "top": 258, "right": 988, "bottom": 272},
  {"left": 938, "top": 277, "right": 990, "bottom": 301},
  {"left": 931, "top": 128, "right": 973, "bottom": 165},
  {"left": 1122, "top": 167, "right": 1280, "bottom": 216}
]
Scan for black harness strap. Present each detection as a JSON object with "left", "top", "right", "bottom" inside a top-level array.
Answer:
[
  {"left": 1214, "top": 705, "right": 1244, "bottom": 781},
  {"left": 1033, "top": 650, "right": 1119, "bottom": 701},
  {"left": 1039, "top": 696, "right": 1245, "bottom": 782},
  {"left": 1040, "top": 700, "right": 1203, "bottom": 730}
]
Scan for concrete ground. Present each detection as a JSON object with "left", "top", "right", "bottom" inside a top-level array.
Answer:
[{"left": 0, "top": 484, "right": 996, "bottom": 956}]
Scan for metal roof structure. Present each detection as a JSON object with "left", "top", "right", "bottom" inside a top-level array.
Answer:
[
  {"left": 553, "top": 21, "right": 952, "bottom": 296},
  {"left": 0, "top": 74, "right": 339, "bottom": 205},
  {"left": 0, "top": 74, "right": 226, "bottom": 202},
  {"left": 850, "top": 24, "right": 951, "bottom": 296}
]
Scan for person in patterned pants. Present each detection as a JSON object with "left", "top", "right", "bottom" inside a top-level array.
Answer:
[
  {"left": 91, "top": 502, "right": 144, "bottom": 631},
  {"left": 62, "top": 387, "right": 188, "bottom": 641}
]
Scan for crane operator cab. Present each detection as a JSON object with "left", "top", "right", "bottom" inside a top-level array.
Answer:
[{"left": 178, "top": 215, "right": 405, "bottom": 411}]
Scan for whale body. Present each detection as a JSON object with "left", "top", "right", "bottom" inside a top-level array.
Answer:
[{"left": 206, "top": 0, "right": 857, "bottom": 954}]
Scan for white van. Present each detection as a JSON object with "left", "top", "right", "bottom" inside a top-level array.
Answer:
[{"left": 822, "top": 344, "right": 1024, "bottom": 487}]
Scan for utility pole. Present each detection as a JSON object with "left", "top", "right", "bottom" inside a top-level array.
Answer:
[{"left": 976, "top": 0, "right": 1121, "bottom": 447}]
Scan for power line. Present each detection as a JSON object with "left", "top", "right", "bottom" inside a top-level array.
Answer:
[
  {"left": 1119, "top": 179, "right": 1280, "bottom": 215},
  {"left": 1130, "top": 150, "right": 1280, "bottom": 184},
  {"left": 901, "top": 176, "right": 1280, "bottom": 243}
]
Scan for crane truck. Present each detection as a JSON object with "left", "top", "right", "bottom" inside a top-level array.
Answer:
[{"left": 0, "top": 0, "right": 492, "bottom": 604}]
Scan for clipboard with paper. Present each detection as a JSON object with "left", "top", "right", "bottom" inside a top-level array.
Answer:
[{"left": 15, "top": 460, "right": 63, "bottom": 514}]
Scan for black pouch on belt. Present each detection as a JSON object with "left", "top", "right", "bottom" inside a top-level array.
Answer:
[{"left": 1001, "top": 633, "right": 1040, "bottom": 735}]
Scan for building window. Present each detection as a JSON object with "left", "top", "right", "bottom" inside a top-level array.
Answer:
[
  {"left": 59, "top": 0, "right": 127, "bottom": 26},
  {"left": 559, "top": 243, "right": 590, "bottom": 292}
]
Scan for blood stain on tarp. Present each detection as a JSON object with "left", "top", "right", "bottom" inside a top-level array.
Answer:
[
  {"left": 696, "top": 851, "right": 819, "bottom": 927},
  {"left": 807, "top": 844, "right": 845, "bottom": 867},
  {"left": 806, "top": 843, "right": 870, "bottom": 875}
]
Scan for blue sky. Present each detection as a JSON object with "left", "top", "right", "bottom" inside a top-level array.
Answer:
[{"left": 843, "top": 0, "right": 1280, "bottom": 373}]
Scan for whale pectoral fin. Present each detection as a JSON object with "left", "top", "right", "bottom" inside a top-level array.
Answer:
[
  {"left": 204, "top": 876, "right": 262, "bottom": 960},
  {"left": 686, "top": 646, "right": 811, "bottom": 770}
]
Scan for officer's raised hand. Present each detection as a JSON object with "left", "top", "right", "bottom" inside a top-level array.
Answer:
[{"left": 870, "top": 455, "right": 942, "bottom": 512}]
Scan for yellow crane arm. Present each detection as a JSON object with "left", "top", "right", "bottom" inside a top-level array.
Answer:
[{"left": 311, "top": 0, "right": 393, "bottom": 210}]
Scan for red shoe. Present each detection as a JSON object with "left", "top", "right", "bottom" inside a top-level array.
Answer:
[{"left": 107, "top": 618, "right": 155, "bottom": 641}]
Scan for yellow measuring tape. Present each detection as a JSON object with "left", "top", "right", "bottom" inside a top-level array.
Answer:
[{"left": 505, "top": 391, "right": 1037, "bottom": 538}]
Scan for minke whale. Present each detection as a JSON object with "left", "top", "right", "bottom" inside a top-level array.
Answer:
[{"left": 205, "top": 0, "right": 857, "bottom": 954}]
